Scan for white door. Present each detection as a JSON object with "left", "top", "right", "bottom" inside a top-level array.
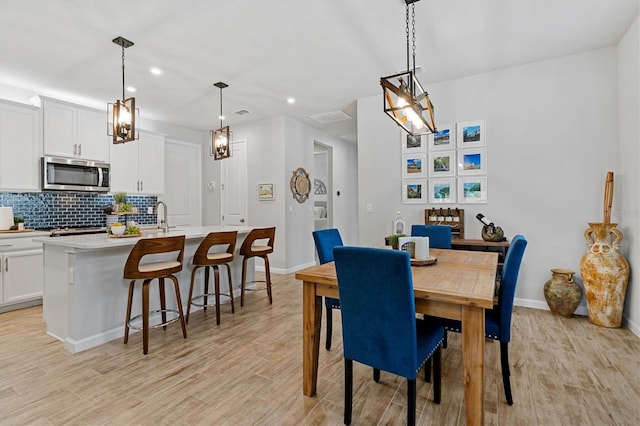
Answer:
[
  {"left": 164, "top": 139, "right": 202, "bottom": 226},
  {"left": 221, "top": 140, "right": 247, "bottom": 226}
]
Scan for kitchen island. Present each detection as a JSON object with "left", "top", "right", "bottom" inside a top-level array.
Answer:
[{"left": 33, "top": 226, "right": 255, "bottom": 353}]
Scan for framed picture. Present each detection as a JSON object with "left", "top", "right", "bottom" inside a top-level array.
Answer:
[
  {"left": 428, "top": 123, "right": 456, "bottom": 151},
  {"left": 401, "top": 153, "right": 427, "bottom": 178},
  {"left": 257, "top": 183, "right": 275, "bottom": 200},
  {"left": 457, "top": 148, "right": 487, "bottom": 176},
  {"left": 458, "top": 177, "right": 488, "bottom": 203},
  {"left": 428, "top": 151, "right": 455, "bottom": 177},
  {"left": 402, "top": 179, "right": 427, "bottom": 204},
  {"left": 402, "top": 133, "right": 426, "bottom": 153},
  {"left": 428, "top": 178, "right": 456, "bottom": 204},
  {"left": 457, "top": 120, "right": 486, "bottom": 148}
]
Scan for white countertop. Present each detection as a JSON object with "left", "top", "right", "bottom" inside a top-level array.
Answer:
[
  {"left": 0, "top": 230, "right": 50, "bottom": 240},
  {"left": 33, "top": 225, "right": 253, "bottom": 250}
]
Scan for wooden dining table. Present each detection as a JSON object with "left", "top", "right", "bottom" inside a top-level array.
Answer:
[{"left": 295, "top": 248, "right": 498, "bottom": 426}]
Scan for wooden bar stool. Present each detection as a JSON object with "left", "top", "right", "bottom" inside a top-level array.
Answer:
[
  {"left": 123, "top": 235, "right": 187, "bottom": 355},
  {"left": 186, "top": 231, "right": 237, "bottom": 325},
  {"left": 240, "top": 227, "right": 276, "bottom": 307}
]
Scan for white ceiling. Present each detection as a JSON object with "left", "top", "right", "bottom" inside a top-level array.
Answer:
[{"left": 1, "top": 0, "right": 638, "bottom": 144}]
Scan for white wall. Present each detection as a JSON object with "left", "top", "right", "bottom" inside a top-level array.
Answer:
[
  {"left": 211, "top": 116, "right": 358, "bottom": 273},
  {"left": 617, "top": 16, "right": 639, "bottom": 335},
  {"left": 358, "top": 46, "right": 635, "bottom": 324}
]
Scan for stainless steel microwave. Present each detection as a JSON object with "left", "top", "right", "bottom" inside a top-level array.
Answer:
[{"left": 42, "top": 156, "right": 110, "bottom": 193}]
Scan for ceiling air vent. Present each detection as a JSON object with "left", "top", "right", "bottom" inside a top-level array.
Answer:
[
  {"left": 310, "top": 110, "right": 352, "bottom": 124},
  {"left": 234, "top": 109, "right": 251, "bottom": 116}
]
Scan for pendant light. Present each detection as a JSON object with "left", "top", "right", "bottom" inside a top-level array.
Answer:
[
  {"left": 380, "top": 0, "right": 436, "bottom": 136},
  {"left": 212, "top": 81, "right": 231, "bottom": 160},
  {"left": 108, "top": 36, "right": 139, "bottom": 144}
]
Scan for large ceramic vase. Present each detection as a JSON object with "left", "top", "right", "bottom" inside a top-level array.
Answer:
[
  {"left": 544, "top": 269, "right": 582, "bottom": 317},
  {"left": 579, "top": 223, "right": 630, "bottom": 328}
]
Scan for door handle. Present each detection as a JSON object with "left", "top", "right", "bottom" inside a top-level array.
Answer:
[
  {"left": 4, "top": 258, "right": 8, "bottom": 272},
  {"left": 240, "top": 219, "right": 245, "bottom": 223},
  {"left": 78, "top": 144, "right": 82, "bottom": 156}
]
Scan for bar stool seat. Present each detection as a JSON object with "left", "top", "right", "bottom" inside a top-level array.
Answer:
[
  {"left": 240, "top": 227, "right": 276, "bottom": 307},
  {"left": 187, "top": 231, "right": 237, "bottom": 325},
  {"left": 123, "top": 235, "right": 187, "bottom": 355}
]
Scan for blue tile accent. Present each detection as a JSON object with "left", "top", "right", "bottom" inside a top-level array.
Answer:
[{"left": 0, "top": 192, "right": 158, "bottom": 229}]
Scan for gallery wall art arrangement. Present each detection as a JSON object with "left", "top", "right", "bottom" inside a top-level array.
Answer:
[{"left": 401, "top": 120, "right": 488, "bottom": 205}]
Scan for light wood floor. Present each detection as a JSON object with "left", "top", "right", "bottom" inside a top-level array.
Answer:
[{"left": 1, "top": 272, "right": 639, "bottom": 425}]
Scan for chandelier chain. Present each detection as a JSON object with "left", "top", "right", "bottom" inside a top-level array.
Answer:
[
  {"left": 405, "top": 4, "right": 410, "bottom": 71},
  {"left": 411, "top": 3, "right": 416, "bottom": 74}
]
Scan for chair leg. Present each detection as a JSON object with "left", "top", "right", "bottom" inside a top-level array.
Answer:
[
  {"left": 325, "top": 305, "right": 333, "bottom": 351},
  {"left": 373, "top": 368, "right": 380, "bottom": 383},
  {"left": 240, "top": 257, "right": 248, "bottom": 307},
  {"left": 263, "top": 255, "right": 273, "bottom": 304},
  {"left": 425, "top": 358, "right": 431, "bottom": 382},
  {"left": 124, "top": 280, "right": 135, "bottom": 344},
  {"left": 407, "top": 379, "right": 416, "bottom": 426},
  {"left": 142, "top": 279, "right": 151, "bottom": 355},
  {"left": 203, "top": 266, "right": 210, "bottom": 313},
  {"left": 500, "top": 341, "right": 513, "bottom": 405},
  {"left": 224, "top": 263, "right": 235, "bottom": 314},
  {"left": 169, "top": 275, "right": 187, "bottom": 339},
  {"left": 159, "top": 277, "right": 167, "bottom": 330},
  {"left": 213, "top": 265, "right": 221, "bottom": 325},
  {"left": 186, "top": 266, "right": 200, "bottom": 324},
  {"left": 433, "top": 346, "right": 441, "bottom": 404},
  {"left": 344, "top": 359, "right": 353, "bottom": 425}
]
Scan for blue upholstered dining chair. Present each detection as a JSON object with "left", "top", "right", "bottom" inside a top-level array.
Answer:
[
  {"left": 431, "top": 234, "right": 528, "bottom": 405},
  {"left": 410, "top": 224, "right": 452, "bottom": 249},
  {"left": 333, "top": 246, "right": 444, "bottom": 426},
  {"left": 312, "top": 228, "right": 343, "bottom": 350}
]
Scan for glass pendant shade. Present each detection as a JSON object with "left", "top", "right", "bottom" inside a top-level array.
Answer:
[
  {"left": 109, "top": 97, "right": 139, "bottom": 144},
  {"left": 213, "top": 126, "right": 231, "bottom": 160},
  {"left": 381, "top": 70, "right": 435, "bottom": 136}
]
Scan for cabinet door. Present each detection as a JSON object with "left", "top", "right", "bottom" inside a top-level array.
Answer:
[
  {"left": 43, "top": 100, "right": 76, "bottom": 157},
  {"left": 109, "top": 139, "right": 139, "bottom": 193},
  {"left": 138, "top": 131, "right": 165, "bottom": 195},
  {"left": 77, "top": 107, "right": 110, "bottom": 162},
  {"left": 0, "top": 101, "right": 42, "bottom": 191},
  {"left": 1, "top": 249, "right": 44, "bottom": 305}
]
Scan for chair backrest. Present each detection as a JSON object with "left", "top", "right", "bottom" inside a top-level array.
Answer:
[
  {"left": 124, "top": 235, "right": 185, "bottom": 280},
  {"left": 192, "top": 231, "right": 237, "bottom": 265},
  {"left": 496, "top": 234, "right": 528, "bottom": 341},
  {"left": 410, "top": 224, "right": 452, "bottom": 249},
  {"left": 240, "top": 227, "right": 275, "bottom": 257},
  {"left": 312, "top": 228, "right": 343, "bottom": 264},
  {"left": 333, "top": 246, "right": 420, "bottom": 379}
]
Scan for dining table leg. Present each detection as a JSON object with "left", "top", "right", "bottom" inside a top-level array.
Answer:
[
  {"left": 302, "top": 280, "right": 322, "bottom": 396},
  {"left": 461, "top": 304, "right": 485, "bottom": 426}
]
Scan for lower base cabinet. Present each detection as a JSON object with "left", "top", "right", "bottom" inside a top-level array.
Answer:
[{"left": 0, "top": 239, "right": 44, "bottom": 313}]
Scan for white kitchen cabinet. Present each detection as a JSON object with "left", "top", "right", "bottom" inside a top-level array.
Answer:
[
  {"left": 0, "top": 237, "right": 44, "bottom": 313},
  {"left": 0, "top": 100, "right": 42, "bottom": 192},
  {"left": 109, "top": 129, "right": 165, "bottom": 195},
  {"left": 42, "top": 97, "right": 110, "bottom": 162}
]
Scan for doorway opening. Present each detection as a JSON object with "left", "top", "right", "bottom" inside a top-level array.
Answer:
[{"left": 313, "top": 142, "right": 332, "bottom": 231}]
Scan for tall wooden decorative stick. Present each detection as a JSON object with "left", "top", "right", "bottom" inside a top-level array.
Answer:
[{"left": 603, "top": 171, "right": 614, "bottom": 224}]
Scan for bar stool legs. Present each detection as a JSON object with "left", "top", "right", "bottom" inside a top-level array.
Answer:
[{"left": 187, "top": 263, "right": 235, "bottom": 326}]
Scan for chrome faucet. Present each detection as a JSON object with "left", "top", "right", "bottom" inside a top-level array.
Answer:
[{"left": 155, "top": 201, "right": 168, "bottom": 232}]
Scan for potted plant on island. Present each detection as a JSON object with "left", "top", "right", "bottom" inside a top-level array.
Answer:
[{"left": 13, "top": 216, "right": 25, "bottom": 231}]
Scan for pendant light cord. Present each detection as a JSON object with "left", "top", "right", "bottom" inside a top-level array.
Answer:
[
  {"left": 219, "top": 86, "right": 223, "bottom": 129},
  {"left": 121, "top": 46, "right": 126, "bottom": 101}
]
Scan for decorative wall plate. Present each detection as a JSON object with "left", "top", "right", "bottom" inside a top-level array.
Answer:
[{"left": 290, "top": 167, "right": 311, "bottom": 203}]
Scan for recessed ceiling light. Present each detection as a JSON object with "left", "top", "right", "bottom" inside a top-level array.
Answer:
[
  {"left": 287, "top": 97, "right": 295, "bottom": 104},
  {"left": 126, "top": 86, "right": 137, "bottom": 93},
  {"left": 149, "top": 67, "right": 163, "bottom": 75}
]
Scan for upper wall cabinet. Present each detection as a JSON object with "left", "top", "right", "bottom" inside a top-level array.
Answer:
[
  {"left": 0, "top": 100, "right": 42, "bottom": 192},
  {"left": 42, "top": 97, "right": 110, "bottom": 162},
  {"left": 109, "top": 129, "right": 165, "bottom": 195}
]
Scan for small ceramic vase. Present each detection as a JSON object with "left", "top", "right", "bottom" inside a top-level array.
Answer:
[{"left": 544, "top": 269, "right": 582, "bottom": 317}]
